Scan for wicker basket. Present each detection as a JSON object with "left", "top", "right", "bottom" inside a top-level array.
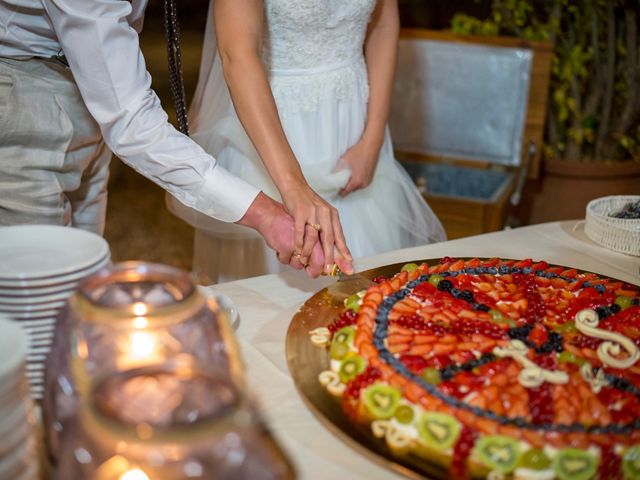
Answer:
[{"left": 585, "top": 195, "right": 640, "bottom": 256}]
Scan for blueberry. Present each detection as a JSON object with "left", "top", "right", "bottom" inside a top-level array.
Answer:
[
  {"left": 437, "top": 279, "right": 453, "bottom": 292},
  {"left": 523, "top": 267, "right": 532, "bottom": 274},
  {"left": 459, "top": 290, "right": 475, "bottom": 303},
  {"left": 450, "top": 288, "right": 461, "bottom": 297},
  {"left": 474, "top": 303, "right": 490, "bottom": 312},
  {"left": 583, "top": 281, "right": 592, "bottom": 288},
  {"left": 632, "top": 297, "right": 639, "bottom": 305},
  {"left": 595, "top": 306, "right": 609, "bottom": 319},
  {"left": 595, "top": 284, "right": 606, "bottom": 294},
  {"left": 487, "top": 266, "right": 498, "bottom": 275},
  {"left": 499, "top": 265, "right": 510, "bottom": 274}
]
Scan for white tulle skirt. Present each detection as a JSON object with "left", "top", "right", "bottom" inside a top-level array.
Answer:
[{"left": 168, "top": 57, "right": 446, "bottom": 284}]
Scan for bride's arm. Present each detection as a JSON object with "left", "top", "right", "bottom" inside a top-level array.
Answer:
[
  {"left": 339, "top": 0, "right": 399, "bottom": 197},
  {"left": 213, "top": 0, "right": 352, "bottom": 274}
]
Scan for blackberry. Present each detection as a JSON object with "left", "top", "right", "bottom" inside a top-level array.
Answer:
[
  {"left": 473, "top": 303, "right": 490, "bottom": 312},
  {"left": 459, "top": 290, "right": 475, "bottom": 303},
  {"left": 595, "top": 306, "right": 610, "bottom": 319},
  {"left": 437, "top": 279, "right": 453, "bottom": 292},
  {"left": 609, "top": 303, "right": 621, "bottom": 314}
]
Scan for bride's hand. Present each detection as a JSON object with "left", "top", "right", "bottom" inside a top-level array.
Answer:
[
  {"left": 338, "top": 140, "right": 380, "bottom": 197},
  {"left": 282, "top": 182, "right": 353, "bottom": 275}
]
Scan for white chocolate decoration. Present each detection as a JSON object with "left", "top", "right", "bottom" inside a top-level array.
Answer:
[
  {"left": 513, "top": 468, "right": 556, "bottom": 480},
  {"left": 487, "top": 472, "right": 505, "bottom": 480},
  {"left": 318, "top": 370, "right": 346, "bottom": 396},
  {"left": 575, "top": 309, "right": 640, "bottom": 369},
  {"left": 371, "top": 420, "right": 413, "bottom": 450},
  {"left": 493, "top": 340, "right": 569, "bottom": 388},
  {"left": 309, "top": 327, "right": 331, "bottom": 347},
  {"left": 579, "top": 362, "right": 609, "bottom": 394}
]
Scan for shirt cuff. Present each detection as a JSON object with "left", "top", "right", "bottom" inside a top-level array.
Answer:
[{"left": 194, "top": 164, "right": 261, "bottom": 223}]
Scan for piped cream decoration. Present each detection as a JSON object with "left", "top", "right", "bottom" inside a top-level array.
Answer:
[
  {"left": 309, "top": 327, "right": 331, "bottom": 347},
  {"left": 579, "top": 362, "right": 609, "bottom": 394},
  {"left": 493, "top": 340, "right": 569, "bottom": 388},
  {"left": 318, "top": 370, "right": 346, "bottom": 396},
  {"left": 575, "top": 308, "right": 640, "bottom": 369},
  {"left": 487, "top": 472, "right": 505, "bottom": 480},
  {"left": 371, "top": 420, "right": 413, "bottom": 450}
]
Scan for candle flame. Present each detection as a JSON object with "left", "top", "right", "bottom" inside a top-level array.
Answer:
[
  {"left": 132, "top": 302, "right": 148, "bottom": 316},
  {"left": 132, "top": 316, "right": 148, "bottom": 329},
  {"left": 129, "top": 332, "right": 156, "bottom": 359},
  {"left": 120, "top": 468, "right": 149, "bottom": 480}
]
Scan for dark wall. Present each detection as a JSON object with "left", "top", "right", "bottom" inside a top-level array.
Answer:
[{"left": 144, "top": 0, "right": 491, "bottom": 33}]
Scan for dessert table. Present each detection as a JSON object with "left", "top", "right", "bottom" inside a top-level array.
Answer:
[{"left": 202, "top": 220, "right": 640, "bottom": 480}]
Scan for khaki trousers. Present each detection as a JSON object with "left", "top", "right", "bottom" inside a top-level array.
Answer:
[{"left": 0, "top": 57, "right": 111, "bottom": 234}]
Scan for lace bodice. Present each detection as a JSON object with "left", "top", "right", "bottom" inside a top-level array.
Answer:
[
  {"left": 261, "top": 0, "right": 376, "bottom": 71},
  {"left": 261, "top": 0, "right": 376, "bottom": 112}
]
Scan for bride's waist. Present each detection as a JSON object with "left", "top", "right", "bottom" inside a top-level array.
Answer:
[{"left": 267, "top": 54, "right": 364, "bottom": 77}]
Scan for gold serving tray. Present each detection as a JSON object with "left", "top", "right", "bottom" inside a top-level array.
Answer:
[
  {"left": 286, "top": 260, "right": 444, "bottom": 480},
  {"left": 286, "top": 258, "right": 640, "bottom": 479}
]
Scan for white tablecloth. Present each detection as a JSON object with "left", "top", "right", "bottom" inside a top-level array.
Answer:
[{"left": 204, "top": 221, "right": 640, "bottom": 480}]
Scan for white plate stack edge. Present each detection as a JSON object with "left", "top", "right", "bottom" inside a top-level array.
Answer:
[
  {"left": 0, "top": 225, "right": 111, "bottom": 399},
  {"left": 0, "top": 316, "right": 40, "bottom": 480}
]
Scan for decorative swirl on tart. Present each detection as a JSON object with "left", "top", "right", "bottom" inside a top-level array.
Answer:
[
  {"left": 579, "top": 362, "right": 609, "bottom": 394},
  {"left": 318, "top": 370, "right": 346, "bottom": 396},
  {"left": 371, "top": 419, "right": 413, "bottom": 450},
  {"left": 493, "top": 340, "right": 569, "bottom": 388},
  {"left": 575, "top": 308, "right": 640, "bottom": 369},
  {"left": 309, "top": 327, "right": 331, "bottom": 347}
]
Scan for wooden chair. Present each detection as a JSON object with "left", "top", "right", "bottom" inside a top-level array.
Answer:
[{"left": 390, "top": 29, "right": 553, "bottom": 239}]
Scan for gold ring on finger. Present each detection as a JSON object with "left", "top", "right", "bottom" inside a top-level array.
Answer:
[{"left": 308, "top": 222, "right": 321, "bottom": 231}]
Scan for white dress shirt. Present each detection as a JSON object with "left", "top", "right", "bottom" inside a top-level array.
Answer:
[{"left": 0, "top": 0, "right": 260, "bottom": 223}]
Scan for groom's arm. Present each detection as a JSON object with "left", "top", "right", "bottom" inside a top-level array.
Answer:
[{"left": 42, "top": 0, "right": 259, "bottom": 223}]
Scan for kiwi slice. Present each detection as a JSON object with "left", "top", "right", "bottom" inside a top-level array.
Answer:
[
  {"left": 416, "top": 412, "right": 461, "bottom": 450},
  {"left": 362, "top": 384, "right": 402, "bottom": 419},
  {"left": 401, "top": 263, "right": 418, "bottom": 273},
  {"left": 393, "top": 405, "right": 415, "bottom": 424},
  {"left": 517, "top": 447, "right": 551, "bottom": 471},
  {"left": 344, "top": 293, "right": 361, "bottom": 312},
  {"left": 623, "top": 445, "right": 640, "bottom": 480},
  {"left": 552, "top": 448, "right": 598, "bottom": 480},
  {"left": 338, "top": 353, "right": 366, "bottom": 383},
  {"left": 329, "top": 326, "right": 355, "bottom": 360},
  {"left": 475, "top": 435, "right": 521, "bottom": 473}
]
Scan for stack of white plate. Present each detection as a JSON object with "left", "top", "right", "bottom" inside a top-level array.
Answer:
[
  {"left": 0, "top": 317, "right": 40, "bottom": 480},
  {"left": 0, "top": 226, "right": 110, "bottom": 398}
]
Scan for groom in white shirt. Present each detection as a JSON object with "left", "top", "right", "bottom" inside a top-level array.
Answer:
[{"left": 0, "top": 0, "right": 342, "bottom": 276}]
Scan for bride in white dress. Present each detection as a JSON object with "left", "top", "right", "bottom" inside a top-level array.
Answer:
[{"left": 167, "top": 0, "right": 446, "bottom": 284}]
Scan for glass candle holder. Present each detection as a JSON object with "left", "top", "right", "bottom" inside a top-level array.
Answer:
[
  {"left": 44, "top": 262, "right": 242, "bottom": 460},
  {"left": 53, "top": 358, "right": 295, "bottom": 480}
]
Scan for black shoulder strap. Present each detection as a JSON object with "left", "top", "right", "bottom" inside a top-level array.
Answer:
[{"left": 163, "top": 0, "right": 189, "bottom": 136}]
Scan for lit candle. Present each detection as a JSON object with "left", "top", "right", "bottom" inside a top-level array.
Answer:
[
  {"left": 116, "top": 329, "right": 163, "bottom": 370},
  {"left": 95, "top": 456, "right": 151, "bottom": 480},
  {"left": 120, "top": 468, "right": 150, "bottom": 480}
]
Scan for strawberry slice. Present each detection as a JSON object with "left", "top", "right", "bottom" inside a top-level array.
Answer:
[{"left": 529, "top": 324, "right": 548, "bottom": 346}]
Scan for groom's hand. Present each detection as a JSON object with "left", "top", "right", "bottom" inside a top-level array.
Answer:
[{"left": 237, "top": 192, "right": 326, "bottom": 277}]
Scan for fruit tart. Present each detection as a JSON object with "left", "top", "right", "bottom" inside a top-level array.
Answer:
[{"left": 309, "top": 258, "right": 640, "bottom": 479}]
